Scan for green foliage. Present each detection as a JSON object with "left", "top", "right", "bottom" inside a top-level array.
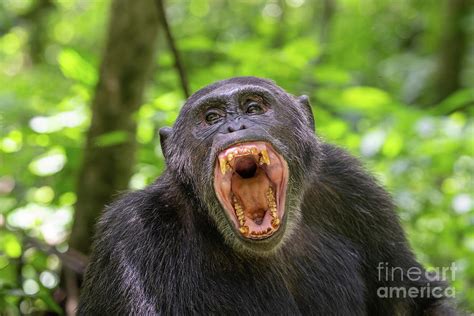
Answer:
[
  {"left": 58, "top": 48, "right": 97, "bottom": 86},
  {"left": 0, "top": 0, "right": 473, "bottom": 313}
]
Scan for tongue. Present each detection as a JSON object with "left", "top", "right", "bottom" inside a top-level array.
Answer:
[{"left": 231, "top": 168, "right": 270, "bottom": 224}]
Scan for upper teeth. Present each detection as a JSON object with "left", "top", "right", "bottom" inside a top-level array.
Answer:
[
  {"left": 260, "top": 148, "right": 270, "bottom": 165},
  {"left": 219, "top": 146, "right": 271, "bottom": 175}
]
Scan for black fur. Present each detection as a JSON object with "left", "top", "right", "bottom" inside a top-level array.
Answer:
[{"left": 78, "top": 77, "right": 456, "bottom": 315}]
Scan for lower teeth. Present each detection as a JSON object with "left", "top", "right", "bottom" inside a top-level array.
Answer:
[
  {"left": 267, "top": 187, "right": 280, "bottom": 229},
  {"left": 239, "top": 226, "right": 249, "bottom": 235},
  {"left": 271, "top": 218, "right": 280, "bottom": 228},
  {"left": 232, "top": 186, "right": 280, "bottom": 237}
]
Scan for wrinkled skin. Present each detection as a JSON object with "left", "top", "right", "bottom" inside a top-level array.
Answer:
[{"left": 78, "top": 77, "right": 457, "bottom": 315}]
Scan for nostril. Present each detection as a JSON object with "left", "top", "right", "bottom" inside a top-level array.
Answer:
[{"left": 227, "top": 122, "right": 246, "bottom": 133}]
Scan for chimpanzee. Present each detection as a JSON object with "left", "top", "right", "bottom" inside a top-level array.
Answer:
[{"left": 78, "top": 77, "right": 456, "bottom": 315}]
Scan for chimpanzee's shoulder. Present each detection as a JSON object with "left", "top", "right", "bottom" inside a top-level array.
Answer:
[
  {"left": 95, "top": 172, "right": 184, "bottom": 242},
  {"left": 318, "top": 142, "right": 385, "bottom": 187},
  {"left": 319, "top": 142, "right": 365, "bottom": 169}
]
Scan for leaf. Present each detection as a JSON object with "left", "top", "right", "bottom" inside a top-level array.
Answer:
[
  {"left": 58, "top": 49, "right": 97, "bottom": 86},
  {"left": 432, "top": 89, "right": 474, "bottom": 115},
  {"left": 314, "top": 65, "right": 351, "bottom": 85},
  {"left": 383, "top": 133, "right": 404, "bottom": 158},
  {"left": 37, "top": 291, "right": 63, "bottom": 315},
  {"left": 342, "top": 86, "right": 392, "bottom": 111},
  {"left": 0, "top": 233, "right": 21, "bottom": 258}
]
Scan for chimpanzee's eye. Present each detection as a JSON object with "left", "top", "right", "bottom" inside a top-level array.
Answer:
[
  {"left": 205, "top": 109, "right": 224, "bottom": 124},
  {"left": 245, "top": 102, "right": 265, "bottom": 115}
]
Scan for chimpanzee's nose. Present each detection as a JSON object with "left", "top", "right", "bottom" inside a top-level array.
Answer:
[{"left": 226, "top": 121, "right": 247, "bottom": 133}]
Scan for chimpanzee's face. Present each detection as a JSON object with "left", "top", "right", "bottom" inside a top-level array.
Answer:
[{"left": 162, "top": 77, "right": 318, "bottom": 254}]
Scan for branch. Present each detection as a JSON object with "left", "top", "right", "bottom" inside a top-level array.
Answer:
[
  {"left": 24, "top": 237, "right": 89, "bottom": 275},
  {"left": 154, "top": 0, "right": 191, "bottom": 98}
]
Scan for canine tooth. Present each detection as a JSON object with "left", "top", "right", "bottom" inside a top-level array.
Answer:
[
  {"left": 260, "top": 149, "right": 270, "bottom": 165},
  {"left": 227, "top": 153, "right": 234, "bottom": 161},
  {"left": 239, "top": 226, "right": 249, "bottom": 236},
  {"left": 219, "top": 157, "right": 229, "bottom": 175}
]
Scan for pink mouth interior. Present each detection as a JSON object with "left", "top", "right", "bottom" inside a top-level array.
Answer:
[{"left": 214, "top": 142, "right": 288, "bottom": 240}]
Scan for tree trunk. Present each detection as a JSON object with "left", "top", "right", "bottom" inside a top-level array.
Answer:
[
  {"left": 66, "top": 0, "right": 160, "bottom": 313},
  {"left": 434, "top": 0, "right": 468, "bottom": 103},
  {"left": 311, "top": 0, "right": 336, "bottom": 66},
  {"left": 14, "top": 0, "right": 56, "bottom": 64},
  {"left": 70, "top": 0, "right": 160, "bottom": 256},
  {"left": 319, "top": 0, "right": 336, "bottom": 46}
]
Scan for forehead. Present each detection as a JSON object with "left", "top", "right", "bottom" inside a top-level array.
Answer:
[{"left": 188, "top": 83, "right": 274, "bottom": 108}]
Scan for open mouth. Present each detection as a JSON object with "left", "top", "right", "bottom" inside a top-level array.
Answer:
[{"left": 214, "top": 141, "right": 288, "bottom": 240}]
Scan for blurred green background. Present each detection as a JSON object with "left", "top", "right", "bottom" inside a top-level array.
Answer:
[{"left": 0, "top": 0, "right": 473, "bottom": 314}]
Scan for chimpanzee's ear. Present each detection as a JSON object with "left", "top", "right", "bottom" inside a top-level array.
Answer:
[
  {"left": 297, "top": 95, "right": 315, "bottom": 131},
  {"left": 159, "top": 127, "right": 172, "bottom": 161}
]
